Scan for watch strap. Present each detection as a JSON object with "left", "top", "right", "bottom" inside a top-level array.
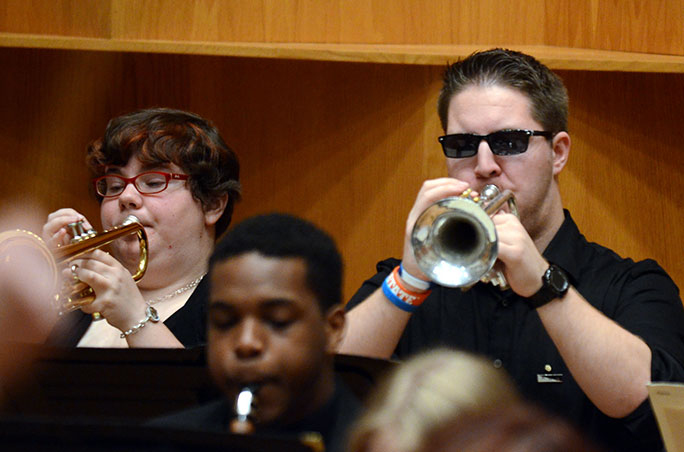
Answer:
[{"left": 526, "top": 264, "right": 569, "bottom": 308}]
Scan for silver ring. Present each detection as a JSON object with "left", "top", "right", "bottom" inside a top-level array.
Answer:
[{"left": 70, "top": 263, "right": 80, "bottom": 282}]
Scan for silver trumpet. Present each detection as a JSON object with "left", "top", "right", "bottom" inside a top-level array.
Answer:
[{"left": 411, "top": 184, "right": 518, "bottom": 289}]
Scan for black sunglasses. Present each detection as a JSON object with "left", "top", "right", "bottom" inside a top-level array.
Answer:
[{"left": 439, "top": 129, "right": 554, "bottom": 158}]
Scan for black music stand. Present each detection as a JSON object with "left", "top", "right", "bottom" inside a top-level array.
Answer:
[
  {"left": 1, "top": 344, "right": 219, "bottom": 421},
  {"left": 1, "top": 343, "right": 395, "bottom": 422},
  {"left": 0, "top": 416, "right": 316, "bottom": 452}
]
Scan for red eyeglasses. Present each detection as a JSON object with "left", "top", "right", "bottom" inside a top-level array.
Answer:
[{"left": 93, "top": 171, "right": 189, "bottom": 198}]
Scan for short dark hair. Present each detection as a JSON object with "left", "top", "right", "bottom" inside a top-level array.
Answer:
[
  {"left": 437, "top": 48, "right": 568, "bottom": 134},
  {"left": 209, "top": 213, "right": 343, "bottom": 311},
  {"left": 86, "top": 107, "right": 241, "bottom": 237}
]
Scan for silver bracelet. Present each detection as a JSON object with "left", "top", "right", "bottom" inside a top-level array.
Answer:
[{"left": 120, "top": 306, "right": 160, "bottom": 338}]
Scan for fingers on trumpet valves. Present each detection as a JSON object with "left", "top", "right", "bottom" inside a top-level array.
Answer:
[
  {"left": 459, "top": 187, "right": 480, "bottom": 203},
  {"left": 70, "top": 263, "right": 80, "bottom": 282},
  {"left": 66, "top": 219, "right": 96, "bottom": 243},
  {"left": 44, "top": 212, "right": 92, "bottom": 247}
]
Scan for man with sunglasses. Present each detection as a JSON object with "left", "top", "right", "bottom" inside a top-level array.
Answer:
[
  {"left": 340, "top": 49, "right": 684, "bottom": 452},
  {"left": 43, "top": 108, "right": 241, "bottom": 348}
]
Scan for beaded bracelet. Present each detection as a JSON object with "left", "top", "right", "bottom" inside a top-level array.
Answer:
[{"left": 382, "top": 266, "right": 431, "bottom": 313}]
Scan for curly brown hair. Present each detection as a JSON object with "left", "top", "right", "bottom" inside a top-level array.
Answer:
[{"left": 86, "top": 108, "right": 241, "bottom": 237}]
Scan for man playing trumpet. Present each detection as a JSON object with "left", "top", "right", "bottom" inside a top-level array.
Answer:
[
  {"left": 339, "top": 48, "right": 684, "bottom": 452},
  {"left": 151, "top": 213, "right": 358, "bottom": 452}
]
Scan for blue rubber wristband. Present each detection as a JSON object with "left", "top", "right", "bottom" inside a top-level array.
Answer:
[{"left": 382, "top": 276, "right": 419, "bottom": 313}]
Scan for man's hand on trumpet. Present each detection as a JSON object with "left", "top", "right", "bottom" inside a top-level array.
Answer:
[
  {"left": 401, "top": 177, "right": 472, "bottom": 287},
  {"left": 491, "top": 212, "right": 548, "bottom": 297},
  {"left": 400, "top": 176, "right": 551, "bottom": 297}
]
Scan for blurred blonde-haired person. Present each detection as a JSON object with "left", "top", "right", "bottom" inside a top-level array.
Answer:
[{"left": 347, "top": 348, "right": 520, "bottom": 452}]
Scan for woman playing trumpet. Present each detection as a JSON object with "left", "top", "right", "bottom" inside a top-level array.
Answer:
[{"left": 43, "top": 108, "right": 241, "bottom": 348}]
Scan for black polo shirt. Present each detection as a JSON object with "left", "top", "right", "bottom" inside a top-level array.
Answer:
[{"left": 347, "top": 210, "right": 684, "bottom": 452}]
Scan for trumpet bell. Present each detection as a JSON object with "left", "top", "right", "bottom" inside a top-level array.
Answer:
[
  {"left": 411, "top": 184, "right": 516, "bottom": 289},
  {"left": 412, "top": 196, "right": 498, "bottom": 288},
  {"left": 0, "top": 229, "right": 59, "bottom": 300}
]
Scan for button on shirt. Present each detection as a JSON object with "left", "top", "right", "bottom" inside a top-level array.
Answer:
[{"left": 346, "top": 210, "right": 684, "bottom": 452}]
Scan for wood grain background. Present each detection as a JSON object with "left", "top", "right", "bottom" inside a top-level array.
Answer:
[{"left": 1, "top": 1, "right": 682, "bottom": 300}]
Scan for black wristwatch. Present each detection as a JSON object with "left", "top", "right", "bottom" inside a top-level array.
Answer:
[{"left": 527, "top": 264, "right": 570, "bottom": 308}]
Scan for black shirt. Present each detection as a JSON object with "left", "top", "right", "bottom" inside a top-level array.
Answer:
[
  {"left": 148, "top": 378, "right": 360, "bottom": 452},
  {"left": 347, "top": 210, "right": 684, "bottom": 452},
  {"left": 45, "top": 276, "right": 210, "bottom": 348}
]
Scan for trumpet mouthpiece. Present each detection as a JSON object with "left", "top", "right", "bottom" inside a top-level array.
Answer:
[{"left": 230, "top": 385, "right": 260, "bottom": 435}]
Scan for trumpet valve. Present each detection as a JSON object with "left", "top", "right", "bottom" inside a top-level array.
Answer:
[
  {"left": 66, "top": 220, "right": 96, "bottom": 243},
  {"left": 481, "top": 268, "right": 510, "bottom": 290},
  {"left": 480, "top": 184, "right": 501, "bottom": 201}
]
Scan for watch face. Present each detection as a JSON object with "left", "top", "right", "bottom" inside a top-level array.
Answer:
[
  {"left": 147, "top": 305, "right": 160, "bottom": 322},
  {"left": 547, "top": 266, "right": 569, "bottom": 292}
]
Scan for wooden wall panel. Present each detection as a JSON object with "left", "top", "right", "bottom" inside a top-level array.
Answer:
[
  {"left": 109, "top": 0, "right": 684, "bottom": 55},
  {"left": 545, "top": 1, "right": 684, "bottom": 54},
  {"left": 560, "top": 70, "right": 684, "bottom": 285},
  {"left": 0, "top": 48, "right": 440, "bottom": 300},
  {"left": 0, "top": 48, "right": 114, "bottom": 226},
  {"left": 2, "top": 1, "right": 683, "bottom": 56},
  {"left": 101, "top": 0, "right": 540, "bottom": 44},
  {"left": 0, "top": 0, "right": 111, "bottom": 38},
  {"left": 0, "top": 48, "right": 681, "bottom": 299}
]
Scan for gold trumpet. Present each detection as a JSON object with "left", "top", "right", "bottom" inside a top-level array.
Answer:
[
  {"left": 0, "top": 215, "right": 148, "bottom": 314},
  {"left": 411, "top": 184, "right": 517, "bottom": 289}
]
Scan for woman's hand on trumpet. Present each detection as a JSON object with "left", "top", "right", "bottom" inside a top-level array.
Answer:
[
  {"left": 42, "top": 208, "right": 95, "bottom": 248},
  {"left": 69, "top": 248, "right": 148, "bottom": 332}
]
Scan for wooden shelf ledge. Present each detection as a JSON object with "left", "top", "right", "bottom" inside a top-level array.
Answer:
[{"left": 2, "top": 32, "right": 684, "bottom": 73}]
